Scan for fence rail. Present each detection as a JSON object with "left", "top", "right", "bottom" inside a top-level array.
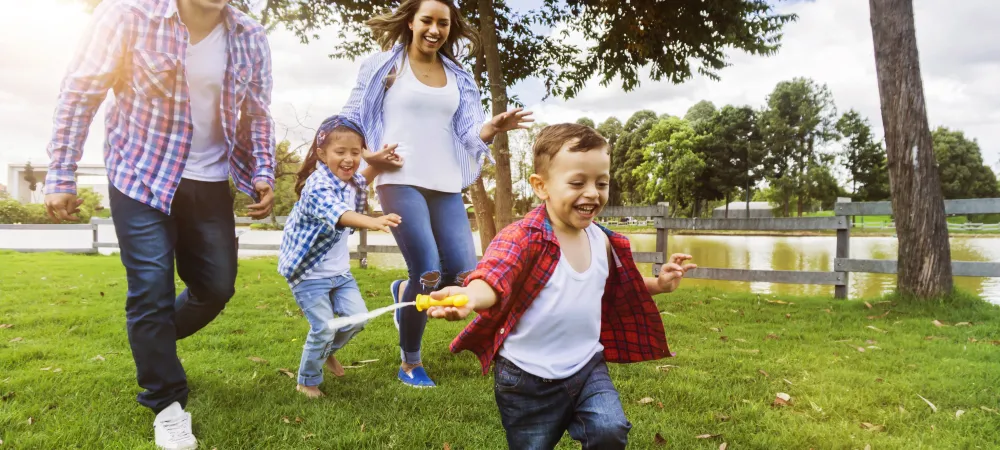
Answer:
[{"left": 4, "top": 199, "right": 1000, "bottom": 300}]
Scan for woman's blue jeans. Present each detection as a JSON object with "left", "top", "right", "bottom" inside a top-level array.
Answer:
[{"left": 376, "top": 184, "right": 478, "bottom": 364}]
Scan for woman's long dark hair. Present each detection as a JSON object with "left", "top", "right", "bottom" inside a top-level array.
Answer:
[
  {"left": 366, "top": 0, "right": 481, "bottom": 64},
  {"left": 294, "top": 125, "right": 363, "bottom": 198}
]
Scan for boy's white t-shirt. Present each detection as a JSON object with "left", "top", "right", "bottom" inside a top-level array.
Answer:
[
  {"left": 303, "top": 185, "right": 357, "bottom": 280},
  {"left": 498, "top": 223, "right": 609, "bottom": 380}
]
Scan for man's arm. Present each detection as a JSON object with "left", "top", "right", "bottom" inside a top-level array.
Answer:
[
  {"left": 45, "top": 1, "right": 130, "bottom": 196},
  {"left": 245, "top": 31, "right": 276, "bottom": 192}
]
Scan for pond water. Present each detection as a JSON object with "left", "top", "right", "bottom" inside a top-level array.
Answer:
[{"left": 3, "top": 227, "right": 998, "bottom": 304}]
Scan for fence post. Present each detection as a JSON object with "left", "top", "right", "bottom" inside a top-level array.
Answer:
[
  {"left": 654, "top": 203, "right": 669, "bottom": 276},
  {"left": 91, "top": 218, "right": 99, "bottom": 254},
  {"left": 834, "top": 201, "right": 851, "bottom": 299},
  {"left": 358, "top": 228, "right": 368, "bottom": 269}
]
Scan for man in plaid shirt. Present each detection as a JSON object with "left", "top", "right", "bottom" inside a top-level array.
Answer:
[
  {"left": 42, "top": 1, "right": 275, "bottom": 448},
  {"left": 427, "top": 123, "right": 696, "bottom": 449}
]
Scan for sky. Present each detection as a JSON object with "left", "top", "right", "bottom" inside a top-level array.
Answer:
[{"left": 1, "top": 0, "right": 999, "bottom": 186}]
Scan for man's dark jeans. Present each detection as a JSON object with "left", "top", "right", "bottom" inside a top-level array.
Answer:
[
  {"left": 109, "top": 179, "right": 237, "bottom": 414},
  {"left": 493, "top": 353, "right": 632, "bottom": 450}
]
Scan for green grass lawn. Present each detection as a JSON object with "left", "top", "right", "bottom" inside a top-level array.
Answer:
[{"left": 2, "top": 251, "right": 999, "bottom": 449}]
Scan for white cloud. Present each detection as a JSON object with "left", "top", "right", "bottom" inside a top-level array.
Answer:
[{"left": 1, "top": 0, "right": 998, "bottom": 187}]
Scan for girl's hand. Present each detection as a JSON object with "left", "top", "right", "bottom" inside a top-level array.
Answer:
[
  {"left": 656, "top": 254, "right": 697, "bottom": 293},
  {"left": 426, "top": 286, "right": 476, "bottom": 321},
  {"left": 363, "top": 143, "right": 403, "bottom": 170},
  {"left": 366, "top": 213, "right": 401, "bottom": 232}
]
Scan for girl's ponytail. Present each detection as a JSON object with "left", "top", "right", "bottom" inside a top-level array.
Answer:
[{"left": 294, "top": 142, "right": 320, "bottom": 198}]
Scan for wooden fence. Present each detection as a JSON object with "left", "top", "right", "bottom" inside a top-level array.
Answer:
[{"left": 3, "top": 199, "right": 999, "bottom": 299}]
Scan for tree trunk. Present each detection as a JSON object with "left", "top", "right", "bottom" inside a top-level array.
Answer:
[
  {"left": 796, "top": 154, "right": 805, "bottom": 217},
  {"left": 470, "top": 44, "right": 498, "bottom": 246},
  {"left": 783, "top": 189, "right": 790, "bottom": 217},
  {"left": 478, "top": 0, "right": 514, "bottom": 229},
  {"left": 745, "top": 152, "right": 752, "bottom": 218},
  {"left": 869, "top": 0, "right": 953, "bottom": 298},
  {"left": 725, "top": 192, "right": 730, "bottom": 219},
  {"left": 469, "top": 178, "right": 497, "bottom": 249}
]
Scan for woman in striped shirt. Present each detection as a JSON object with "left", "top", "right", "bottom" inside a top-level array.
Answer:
[{"left": 341, "top": 0, "right": 532, "bottom": 387}]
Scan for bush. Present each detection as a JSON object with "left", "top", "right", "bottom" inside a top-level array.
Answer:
[
  {"left": 0, "top": 200, "right": 30, "bottom": 223},
  {"left": 0, "top": 188, "right": 103, "bottom": 224},
  {"left": 967, "top": 213, "right": 1000, "bottom": 224}
]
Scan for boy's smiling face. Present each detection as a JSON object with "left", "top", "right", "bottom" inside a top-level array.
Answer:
[{"left": 530, "top": 139, "right": 611, "bottom": 232}]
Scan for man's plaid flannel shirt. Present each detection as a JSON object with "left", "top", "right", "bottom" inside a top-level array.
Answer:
[
  {"left": 451, "top": 204, "right": 673, "bottom": 375},
  {"left": 278, "top": 161, "right": 367, "bottom": 288},
  {"left": 44, "top": 0, "right": 275, "bottom": 214}
]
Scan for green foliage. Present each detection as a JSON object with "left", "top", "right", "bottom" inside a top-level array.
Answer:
[
  {"left": 273, "top": 140, "right": 305, "bottom": 218},
  {"left": 613, "top": 110, "right": 660, "bottom": 205},
  {"left": 81, "top": 0, "right": 795, "bottom": 99},
  {"left": 230, "top": 179, "right": 254, "bottom": 217},
  {"left": 760, "top": 77, "right": 839, "bottom": 216},
  {"left": 932, "top": 127, "right": 1000, "bottom": 200},
  {"left": 575, "top": 117, "right": 596, "bottom": 128},
  {"left": 836, "top": 109, "right": 889, "bottom": 201},
  {"left": 697, "top": 105, "right": 764, "bottom": 209},
  {"left": 803, "top": 164, "right": 843, "bottom": 211},
  {"left": 182, "top": 0, "right": 796, "bottom": 101},
  {"left": 542, "top": 0, "right": 796, "bottom": 98},
  {"left": 75, "top": 187, "right": 104, "bottom": 224},
  {"left": 0, "top": 187, "right": 103, "bottom": 224},
  {"left": 0, "top": 200, "right": 39, "bottom": 224},
  {"left": 634, "top": 117, "right": 702, "bottom": 213},
  {"left": 683, "top": 100, "right": 717, "bottom": 126}
]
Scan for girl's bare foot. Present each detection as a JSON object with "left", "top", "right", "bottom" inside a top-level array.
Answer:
[
  {"left": 325, "top": 355, "right": 346, "bottom": 377},
  {"left": 296, "top": 384, "right": 324, "bottom": 399}
]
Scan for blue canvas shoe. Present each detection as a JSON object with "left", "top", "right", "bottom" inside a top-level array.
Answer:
[{"left": 398, "top": 365, "right": 436, "bottom": 388}]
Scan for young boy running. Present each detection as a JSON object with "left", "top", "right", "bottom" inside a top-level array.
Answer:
[{"left": 427, "top": 123, "right": 696, "bottom": 449}]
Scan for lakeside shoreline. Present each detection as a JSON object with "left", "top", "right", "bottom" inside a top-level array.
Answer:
[{"left": 605, "top": 227, "right": 1000, "bottom": 238}]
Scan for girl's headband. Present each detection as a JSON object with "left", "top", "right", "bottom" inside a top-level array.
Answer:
[{"left": 313, "top": 115, "right": 365, "bottom": 149}]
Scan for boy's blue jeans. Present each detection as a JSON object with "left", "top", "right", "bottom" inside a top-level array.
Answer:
[
  {"left": 493, "top": 353, "right": 631, "bottom": 450},
  {"left": 292, "top": 274, "right": 368, "bottom": 386}
]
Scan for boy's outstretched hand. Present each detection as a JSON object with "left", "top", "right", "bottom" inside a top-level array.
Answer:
[
  {"left": 656, "top": 253, "right": 697, "bottom": 294},
  {"left": 426, "top": 286, "right": 476, "bottom": 321}
]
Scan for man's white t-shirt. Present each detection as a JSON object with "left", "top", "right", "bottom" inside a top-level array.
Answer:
[{"left": 181, "top": 22, "right": 229, "bottom": 182}]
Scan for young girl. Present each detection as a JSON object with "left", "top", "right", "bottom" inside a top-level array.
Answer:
[
  {"left": 278, "top": 115, "right": 403, "bottom": 398},
  {"left": 341, "top": 0, "right": 533, "bottom": 388}
]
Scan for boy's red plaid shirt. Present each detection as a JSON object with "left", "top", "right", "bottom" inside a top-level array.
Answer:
[{"left": 450, "top": 204, "right": 674, "bottom": 374}]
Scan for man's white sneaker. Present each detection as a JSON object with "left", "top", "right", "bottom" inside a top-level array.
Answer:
[{"left": 153, "top": 402, "right": 197, "bottom": 450}]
